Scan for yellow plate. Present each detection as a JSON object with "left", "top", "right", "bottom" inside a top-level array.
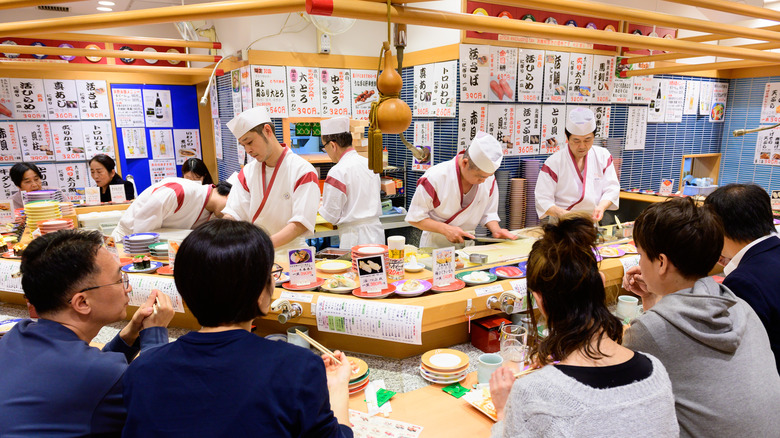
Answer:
[
  {"left": 421, "top": 348, "right": 470, "bottom": 372},
  {"left": 316, "top": 260, "right": 351, "bottom": 273},
  {"left": 347, "top": 357, "right": 369, "bottom": 381}
]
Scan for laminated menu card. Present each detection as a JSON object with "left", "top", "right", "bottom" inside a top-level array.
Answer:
[{"left": 289, "top": 247, "right": 315, "bottom": 286}]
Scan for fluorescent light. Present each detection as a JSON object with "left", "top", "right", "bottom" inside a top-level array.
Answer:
[
  {"left": 98, "top": 1, "right": 115, "bottom": 5},
  {"left": 96, "top": 6, "right": 112, "bottom": 11}
]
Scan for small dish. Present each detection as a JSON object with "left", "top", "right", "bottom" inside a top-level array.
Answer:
[
  {"left": 489, "top": 265, "right": 525, "bottom": 279},
  {"left": 264, "top": 333, "right": 287, "bottom": 342},
  {"left": 430, "top": 279, "right": 466, "bottom": 293},
  {"left": 316, "top": 260, "right": 351, "bottom": 273},
  {"left": 404, "top": 262, "right": 425, "bottom": 273},
  {"left": 320, "top": 276, "right": 358, "bottom": 293},
  {"left": 421, "top": 348, "right": 470, "bottom": 372},
  {"left": 121, "top": 261, "right": 163, "bottom": 274},
  {"left": 156, "top": 266, "right": 174, "bottom": 276},
  {"left": 1, "top": 251, "right": 21, "bottom": 259},
  {"left": 282, "top": 277, "right": 325, "bottom": 291},
  {"left": 348, "top": 357, "right": 369, "bottom": 380},
  {"left": 598, "top": 247, "right": 626, "bottom": 258},
  {"left": 352, "top": 285, "right": 395, "bottom": 299},
  {"left": 143, "top": 47, "right": 158, "bottom": 64},
  {"left": 58, "top": 43, "right": 75, "bottom": 61},
  {"left": 84, "top": 44, "right": 102, "bottom": 62},
  {"left": 392, "top": 279, "right": 432, "bottom": 297},
  {"left": 455, "top": 271, "right": 497, "bottom": 286}
]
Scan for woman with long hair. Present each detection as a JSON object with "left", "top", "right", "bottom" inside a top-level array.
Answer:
[
  {"left": 181, "top": 158, "right": 214, "bottom": 185},
  {"left": 489, "top": 212, "right": 678, "bottom": 437}
]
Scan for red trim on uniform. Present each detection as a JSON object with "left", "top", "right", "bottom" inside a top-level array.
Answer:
[
  {"left": 489, "top": 179, "right": 496, "bottom": 197},
  {"left": 540, "top": 165, "right": 558, "bottom": 183},
  {"left": 237, "top": 168, "right": 249, "bottom": 192},
  {"left": 252, "top": 147, "right": 289, "bottom": 223},
  {"left": 602, "top": 155, "right": 613, "bottom": 174},
  {"left": 324, "top": 176, "right": 347, "bottom": 195},
  {"left": 192, "top": 184, "right": 214, "bottom": 226},
  {"left": 294, "top": 172, "right": 318, "bottom": 191},
  {"left": 152, "top": 182, "right": 185, "bottom": 213},
  {"left": 455, "top": 156, "right": 465, "bottom": 202},
  {"left": 566, "top": 149, "right": 589, "bottom": 211},
  {"left": 417, "top": 177, "right": 440, "bottom": 208}
]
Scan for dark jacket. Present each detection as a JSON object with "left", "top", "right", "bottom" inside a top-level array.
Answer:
[{"left": 100, "top": 174, "right": 135, "bottom": 203}]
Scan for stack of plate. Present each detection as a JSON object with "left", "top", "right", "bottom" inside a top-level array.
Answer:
[
  {"left": 494, "top": 170, "right": 511, "bottom": 229},
  {"left": 38, "top": 218, "right": 74, "bottom": 234},
  {"left": 24, "top": 201, "right": 61, "bottom": 229},
  {"left": 419, "top": 348, "right": 469, "bottom": 384},
  {"left": 59, "top": 202, "right": 76, "bottom": 216},
  {"left": 123, "top": 233, "right": 160, "bottom": 255},
  {"left": 509, "top": 178, "right": 527, "bottom": 230},
  {"left": 351, "top": 244, "right": 389, "bottom": 274},
  {"left": 522, "top": 159, "right": 543, "bottom": 227},
  {"left": 148, "top": 242, "right": 169, "bottom": 260},
  {"left": 24, "top": 189, "right": 64, "bottom": 203},
  {"left": 348, "top": 357, "right": 370, "bottom": 395}
]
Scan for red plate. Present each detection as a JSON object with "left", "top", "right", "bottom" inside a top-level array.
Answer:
[
  {"left": 430, "top": 279, "right": 466, "bottom": 293},
  {"left": 1, "top": 251, "right": 20, "bottom": 259},
  {"left": 282, "top": 277, "right": 325, "bottom": 291},
  {"left": 352, "top": 284, "right": 396, "bottom": 299},
  {"left": 348, "top": 377, "right": 370, "bottom": 394},
  {"left": 157, "top": 266, "right": 174, "bottom": 276}
]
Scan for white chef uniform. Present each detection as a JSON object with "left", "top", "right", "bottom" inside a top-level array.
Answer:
[
  {"left": 534, "top": 107, "right": 620, "bottom": 218},
  {"left": 112, "top": 177, "right": 214, "bottom": 241},
  {"left": 406, "top": 132, "right": 503, "bottom": 248},
  {"left": 319, "top": 117, "right": 383, "bottom": 249}
]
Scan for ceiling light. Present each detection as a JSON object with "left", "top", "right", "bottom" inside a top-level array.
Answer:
[
  {"left": 96, "top": 6, "right": 112, "bottom": 11},
  {"left": 98, "top": 1, "right": 115, "bottom": 5}
]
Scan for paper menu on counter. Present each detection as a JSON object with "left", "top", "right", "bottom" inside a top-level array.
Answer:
[
  {"left": 432, "top": 247, "right": 455, "bottom": 288},
  {"left": 457, "top": 103, "right": 487, "bottom": 153},
  {"left": 127, "top": 275, "right": 184, "bottom": 313},
  {"left": 542, "top": 51, "right": 569, "bottom": 103},
  {"left": 356, "top": 254, "right": 387, "bottom": 293},
  {"left": 659, "top": 178, "right": 675, "bottom": 196},
  {"left": 348, "top": 410, "right": 423, "bottom": 438},
  {"left": 460, "top": 44, "right": 490, "bottom": 102},
  {"left": 517, "top": 49, "right": 544, "bottom": 102},
  {"left": 315, "top": 296, "right": 424, "bottom": 345},
  {"left": 289, "top": 247, "right": 316, "bottom": 286},
  {"left": 110, "top": 184, "right": 126, "bottom": 203},
  {"left": 85, "top": 186, "right": 100, "bottom": 205},
  {"left": 0, "top": 201, "right": 12, "bottom": 224},
  {"left": 0, "top": 260, "right": 23, "bottom": 294},
  {"left": 44, "top": 79, "right": 79, "bottom": 120}
]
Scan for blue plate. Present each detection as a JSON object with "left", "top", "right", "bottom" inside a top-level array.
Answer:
[
  {"left": 123, "top": 232, "right": 160, "bottom": 242},
  {"left": 121, "top": 261, "right": 163, "bottom": 274},
  {"left": 518, "top": 261, "right": 527, "bottom": 274}
]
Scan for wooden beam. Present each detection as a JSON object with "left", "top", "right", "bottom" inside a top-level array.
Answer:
[
  {"left": 625, "top": 41, "right": 780, "bottom": 64},
  {"left": 622, "top": 59, "right": 772, "bottom": 76},
  {"left": 34, "top": 32, "right": 221, "bottom": 50},
  {"left": 0, "top": 44, "right": 221, "bottom": 63},
  {"left": 0, "top": 60, "right": 220, "bottom": 77},
  {"left": 661, "top": 0, "right": 780, "bottom": 22}
]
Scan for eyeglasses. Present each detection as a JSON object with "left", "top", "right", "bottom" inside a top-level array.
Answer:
[
  {"left": 320, "top": 141, "right": 332, "bottom": 153},
  {"left": 271, "top": 263, "right": 283, "bottom": 282},
  {"left": 79, "top": 271, "right": 130, "bottom": 293}
]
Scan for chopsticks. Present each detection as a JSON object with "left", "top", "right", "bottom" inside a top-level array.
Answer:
[
  {"left": 153, "top": 297, "right": 159, "bottom": 315},
  {"left": 514, "top": 367, "right": 540, "bottom": 379},
  {"left": 295, "top": 329, "right": 342, "bottom": 365}
]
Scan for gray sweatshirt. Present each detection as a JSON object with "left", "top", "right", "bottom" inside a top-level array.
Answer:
[{"left": 624, "top": 277, "right": 780, "bottom": 438}]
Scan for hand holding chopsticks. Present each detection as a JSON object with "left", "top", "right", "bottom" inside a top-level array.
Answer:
[
  {"left": 295, "top": 329, "right": 341, "bottom": 365},
  {"left": 514, "top": 367, "right": 539, "bottom": 379}
]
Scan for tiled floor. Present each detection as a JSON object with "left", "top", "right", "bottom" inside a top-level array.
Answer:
[{"left": 0, "top": 302, "right": 485, "bottom": 394}]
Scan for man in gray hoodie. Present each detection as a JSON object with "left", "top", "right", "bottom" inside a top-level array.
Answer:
[{"left": 622, "top": 197, "right": 780, "bottom": 438}]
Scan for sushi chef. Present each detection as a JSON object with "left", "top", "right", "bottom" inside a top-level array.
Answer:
[
  {"left": 112, "top": 177, "right": 231, "bottom": 241},
  {"left": 534, "top": 107, "right": 620, "bottom": 222},
  {"left": 406, "top": 131, "right": 516, "bottom": 248},
  {"left": 222, "top": 106, "right": 320, "bottom": 259},
  {"left": 318, "top": 116, "right": 384, "bottom": 248}
]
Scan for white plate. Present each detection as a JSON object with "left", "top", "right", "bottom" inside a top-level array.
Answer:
[
  {"left": 418, "top": 367, "right": 467, "bottom": 384},
  {"left": 404, "top": 263, "right": 425, "bottom": 273},
  {"left": 356, "top": 246, "right": 386, "bottom": 255}
]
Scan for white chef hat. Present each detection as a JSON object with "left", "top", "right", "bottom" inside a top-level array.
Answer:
[
  {"left": 566, "top": 107, "right": 597, "bottom": 136},
  {"left": 321, "top": 116, "right": 350, "bottom": 136},
  {"left": 468, "top": 131, "right": 503, "bottom": 173},
  {"left": 227, "top": 106, "right": 271, "bottom": 138}
]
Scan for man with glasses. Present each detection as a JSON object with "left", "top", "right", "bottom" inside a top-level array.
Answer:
[
  {"left": 0, "top": 229, "right": 174, "bottom": 436},
  {"left": 319, "top": 116, "right": 384, "bottom": 248}
]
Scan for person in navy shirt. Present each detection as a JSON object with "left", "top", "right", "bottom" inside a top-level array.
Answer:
[
  {"left": 705, "top": 183, "right": 780, "bottom": 374},
  {"left": 122, "top": 220, "right": 353, "bottom": 438},
  {"left": 0, "top": 229, "right": 174, "bottom": 437}
]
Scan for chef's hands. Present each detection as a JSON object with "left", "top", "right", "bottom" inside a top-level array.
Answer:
[
  {"left": 442, "top": 224, "right": 475, "bottom": 244},
  {"left": 491, "top": 228, "right": 517, "bottom": 241},
  {"left": 489, "top": 367, "right": 515, "bottom": 421},
  {"left": 592, "top": 206, "right": 606, "bottom": 222}
]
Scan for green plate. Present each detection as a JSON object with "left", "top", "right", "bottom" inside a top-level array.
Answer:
[{"left": 455, "top": 270, "right": 497, "bottom": 286}]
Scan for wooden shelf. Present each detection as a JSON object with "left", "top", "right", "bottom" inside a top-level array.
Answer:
[{"left": 679, "top": 153, "right": 721, "bottom": 191}]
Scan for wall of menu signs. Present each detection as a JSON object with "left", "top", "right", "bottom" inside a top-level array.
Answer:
[
  {"left": 0, "top": 77, "right": 113, "bottom": 202},
  {"left": 457, "top": 44, "right": 728, "bottom": 155}
]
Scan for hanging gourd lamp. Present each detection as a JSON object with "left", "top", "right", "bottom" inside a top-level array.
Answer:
[{"left": 375, "top": 42, "right": 411, "bottom": 134}]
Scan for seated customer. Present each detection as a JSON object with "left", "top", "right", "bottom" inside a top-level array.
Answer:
[
  {"left": 89, "top": 154, "right": 135, "bottom": 202},
  {"left": 122, "top": 220, "right": 353, "bottom": 437},
  {"left": 0, "top": 229, "right": 174, "bottom": 436},
  {"left": 182, "top": 157, "right": 214, "bottom": 185},
  {"left": 704, "top": 183, "right": 780, "bottom": 373},
  {"left": 623, "top": 197, "right": 780, "bottom": 437},
  {"left": 490, "top": 213, "right": 678, "bottom": 438},
  {"left": 9, "top": 162, "right": 43, "bottom": 211}
]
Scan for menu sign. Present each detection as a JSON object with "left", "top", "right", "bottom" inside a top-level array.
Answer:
[
  {"left": 567, "top": 53, "right": 593, "bottom": 104},
  {"left": 251, "top": 65, "right": 289, "bottom": 118},
  {"left": 413, "top": 64, "right": 434, "bottom": 117},
  {"left": 625, "top": 106, "right": 648, "bottom": 150},
  {"left": 209, "top": 80, "right": 219, "bottom": 118},
  {"left": 632, "top": 76, "right": 654, "bottom": 104},
  {"left": 460, "top": 44, "right": 490, "bottom": 102},
  {"left": 699, "top": 81, "right": 713, "bottom": 116},
  {"left": 761, "top": 83, "right": 780, "bottom": 124},
  {"left": 592, "top": 105, "right": 611, "bottom": 139},
  {"left": 173, "top": 129, "right": 201, "bottom": 165},
  {"left": 17, "top": 121, "right": 53, "bottom": 161},
  {"left": 315, "top": 296, "right": 424, "bottom": 345},
  {"left": 350, "top": 69, "right": 378, "bottom": 120},
  {"left": 412, "top": 121, "right": 434, "bottom": 172},
  {"left": 112, "top": 88, "right": 145, "bottom": 127},
  {"left": 515, "top": 104, "right": 542, "bottom": 155},
  {"left": 665, "top": 79, "right": 686, "bottom": 123},
  {"left": 148, "top": 159, "right": 177, "bottom": 184},
  {"left": 356, "top": 254, "right": 387, "bottom": 293},
  {"left": 432, "top": 247, "right": 455, "bottom": 287},
  {"left": 684, "top": 80, "right": 700, "bottom": 116},
  {"left": 487, "top": 104, "right": 515, "bottom": 155},
  {"left": 709, "top": 82, "right": 728, "bottom": 123},
  {"left": 0, "top": 166, "right": 15, "bottom": 200},
  {"left": 542, "top": 51, "right": 570, "bottom": 103},
  {"left": 541, "top": 105, "right": 565, "bottom": 154},
  {"left": 142, "top": 89, "right": 173, "bottom": 128},
  {"left": 320, "top": 68, "right": 351, "bottom": 117},
  {"left": 44, "top": 79, "right": 79, "bottom": 120},
  {"left": 611, "top": 77, "right": 633, "bottom": 104},
  {"left": 0, "top": 79, "right": 13, "bottom": 120},
  {"left": 51, "top": 121, "right": 85, "bottom": 161},
  {"left": 287, "top": 66, "right": 321, "bottom": 117},
  {"left": 432, "top": 61, "right": 457, "bottom": 117},
  {"left": 754, "top": 128, "right": 780, "bottom": 165},
  {"left": 122, "top": 128, "right": 148, "bottom": 159},
  {"left": 457, "top": 103, "right": 487, "bottom": 153},
  {"left": 213, "top": 118, "right": 222, "bottom": 160},
  {"left": 647, "top": 79, "right": 666, "bottom": 124},
  {"left": 592, "top": 55, "right": 615, "bottom": 104},
  {"left": 0, "top": 122, "right": 21, "bottom": 163},
  {"left": 56, "top": 162, "right": 88, "bottom": 202},
  {"left": 489, "top": 46, "right": 517, "bottom": 102},
  {"left": 230, "top": 70, "right": 242, "bottom": 117},
  {"left": 82, "top": 121, "right": 115, "bottom": 158},
  {"left": 240, "top": 66, "right": 252, "bottom": 113},
  {"left": 11, "top": 78, "right": 47, "bottom": 120},
  {"left": 517, "top": 49, "right": 544, "bottom": 102},
  {"left": 77, "top": 80, "right": 111, "bottom": 120},
  {"left": 149, "top": 129, "right": 174, "bottom": 160},
  {"left": 36, "top": 163, "right": 57, "bottom": 189}
]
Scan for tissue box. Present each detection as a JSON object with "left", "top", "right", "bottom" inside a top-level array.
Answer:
[
  {"left": 683, "top": 185, "right": 718, "bottom": 197},
  {"left": 471, "top": 315, "right": 512, "bottom": 353}
]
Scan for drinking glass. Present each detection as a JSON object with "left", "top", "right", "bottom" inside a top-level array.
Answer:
[{"left": 500, "top": 325, "right": 529, "bottom": 372}]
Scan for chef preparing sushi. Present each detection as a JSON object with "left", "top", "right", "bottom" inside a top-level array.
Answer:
[
  {"left": 111, "top": 177, "right": 231, "bottom": 241},
  {"left": 405, "top": 132, "right": 516, "bottom": 248},
  {"left": 318, "top": 115, "right": 384, "bottom": 249},
  {"left": 222, "top": 106, "right": 320, "bottom": 260},
  {"left": 534, "top": 107, "right": 620, "bottom": 222}
]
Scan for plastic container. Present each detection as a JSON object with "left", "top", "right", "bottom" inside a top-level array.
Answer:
[{"left": 683, "top": 185, "right": 717, "bottom": 197}]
